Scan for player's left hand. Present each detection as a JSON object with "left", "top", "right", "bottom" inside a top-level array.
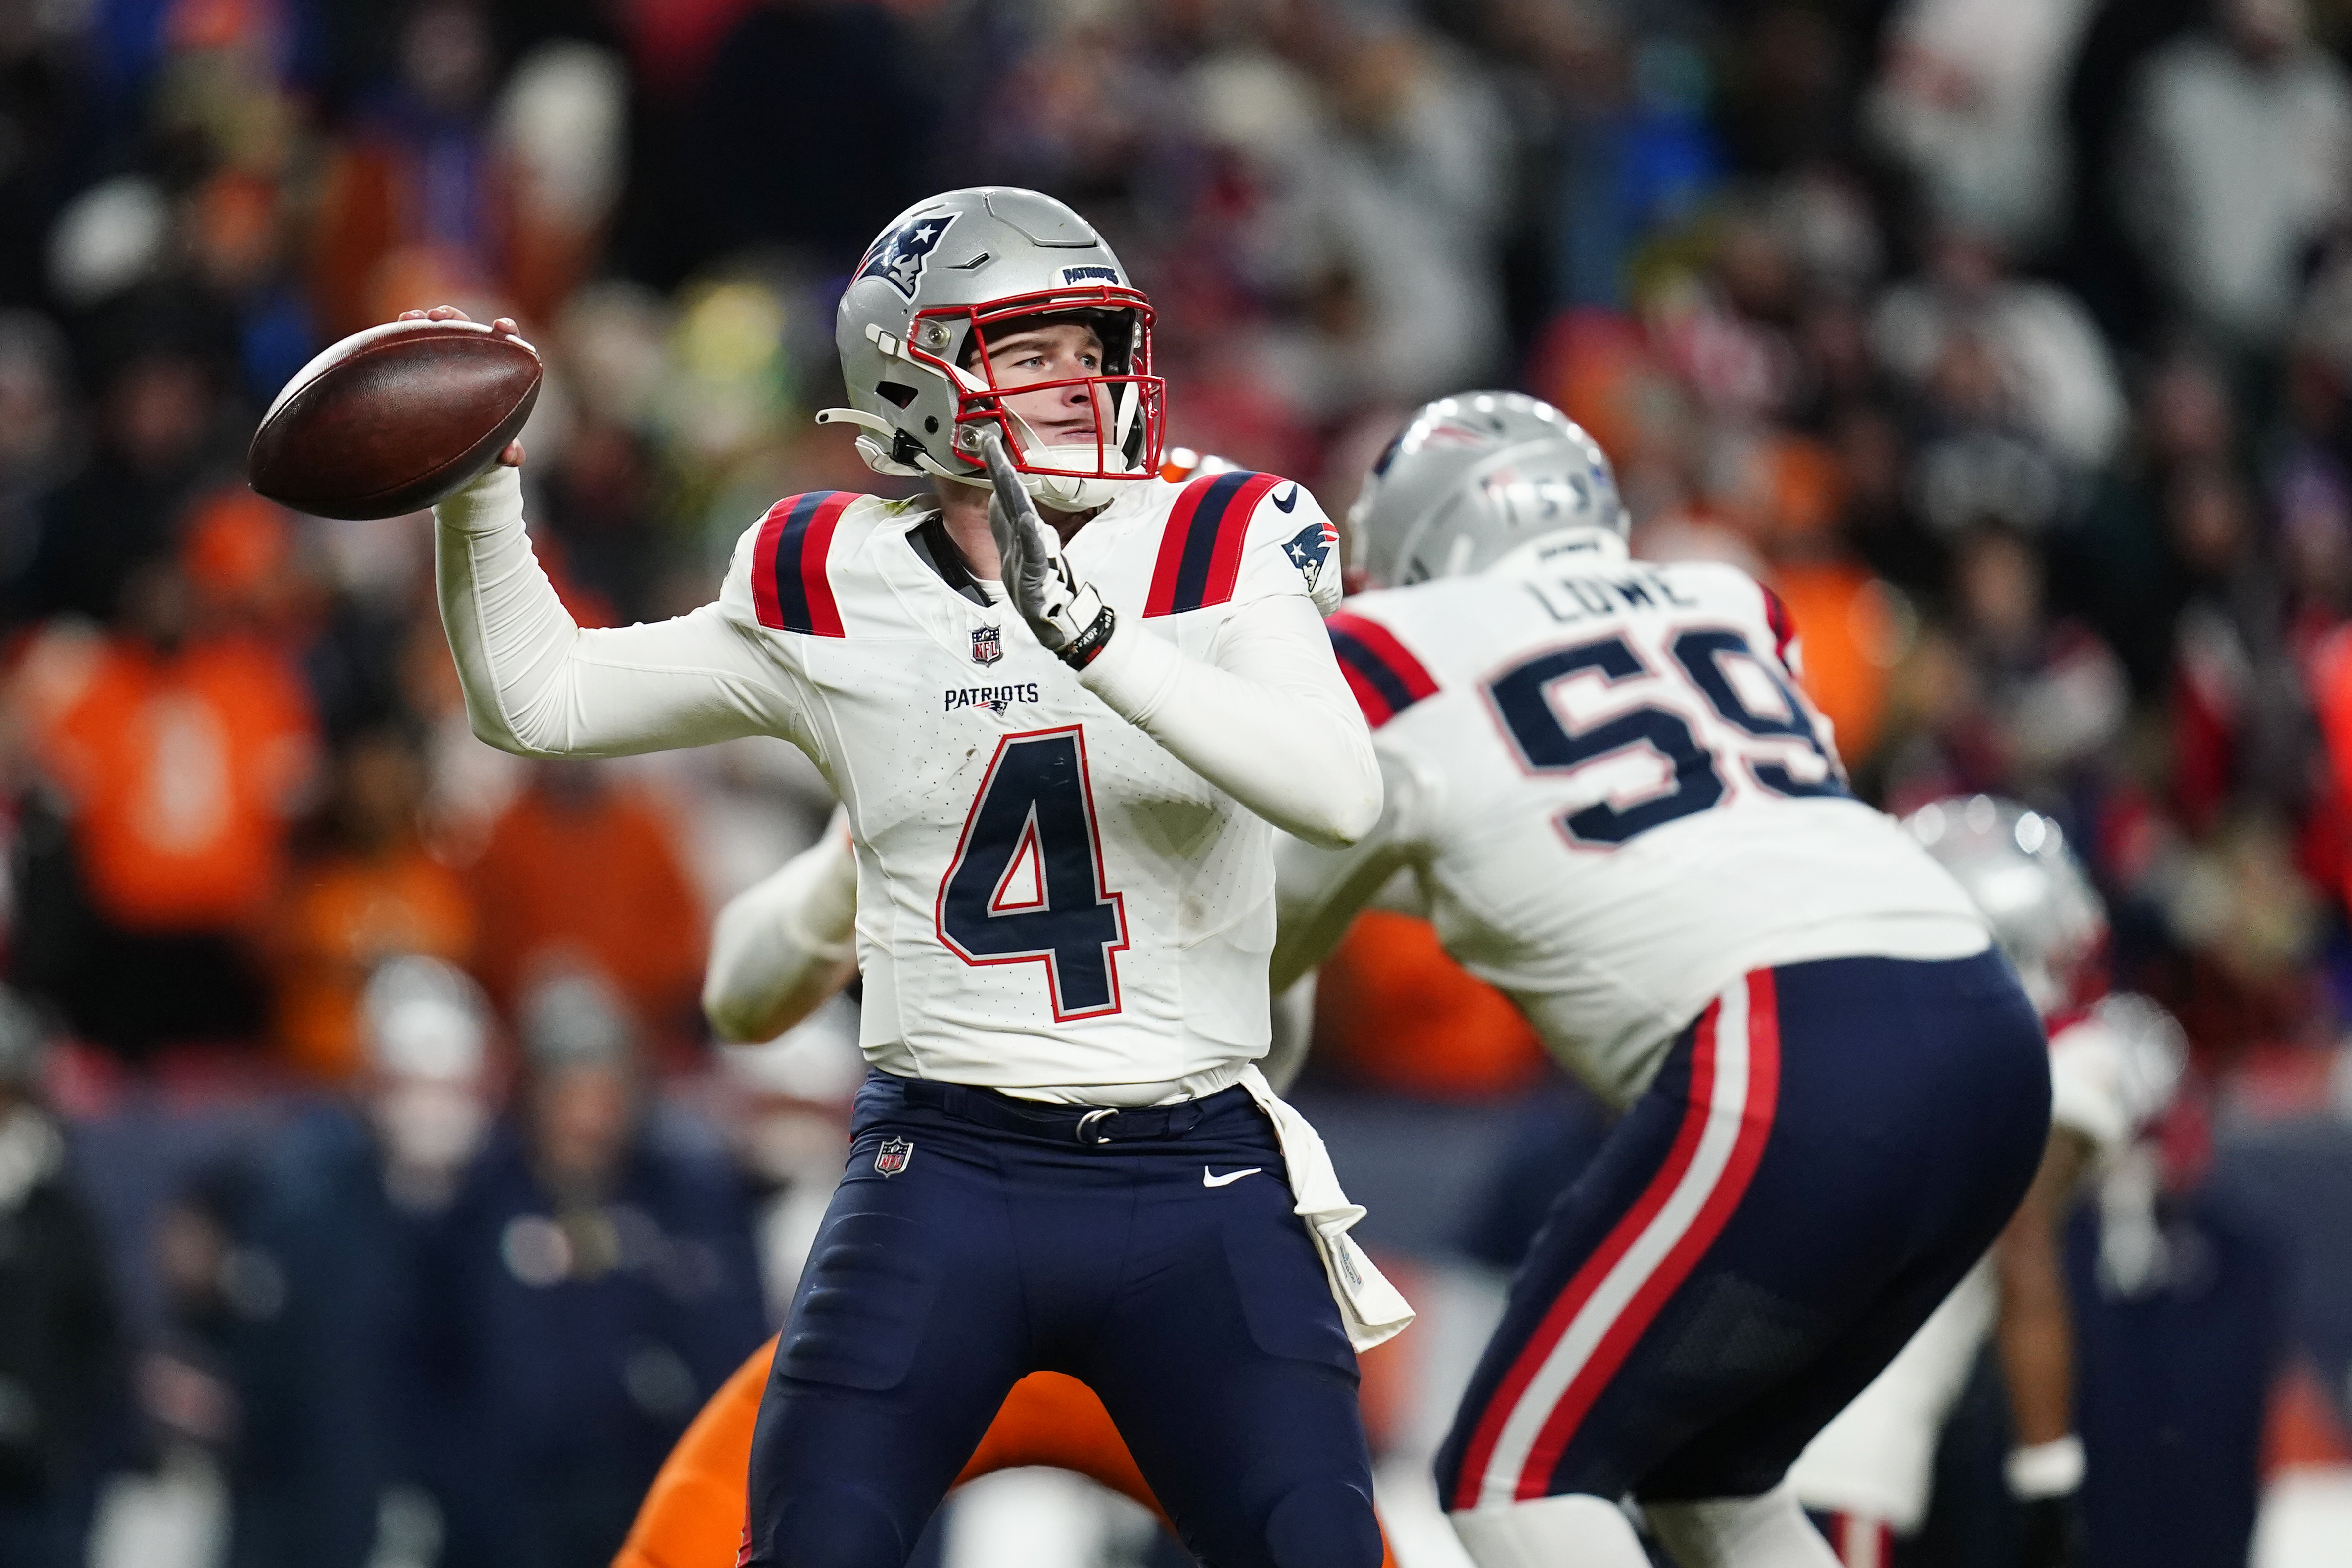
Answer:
[{"left": 979, "top": 431, "right": 1117, "bottom": 669}]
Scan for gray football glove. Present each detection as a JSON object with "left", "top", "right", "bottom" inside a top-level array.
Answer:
[{"left": 976, "top": 428, "right": 1117, "bottom": 668}]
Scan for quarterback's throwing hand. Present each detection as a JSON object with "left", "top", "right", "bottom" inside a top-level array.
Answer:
[{"left": 979, "top": 429, "right": 1117, "bottom": 669}]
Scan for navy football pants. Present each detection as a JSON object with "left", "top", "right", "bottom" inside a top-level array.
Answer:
[
  {"left": 742, "top": 1073, "right": 1381, "bottom": 1568},
  {"left": 1438, "top": 950, "right": 2050, "bottom": 1512}
]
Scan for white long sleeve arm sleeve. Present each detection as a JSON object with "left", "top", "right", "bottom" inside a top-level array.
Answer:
[
  {"left": 1074, "top": 595, "right": 1382, "bottom": 847},
  {"left": 703, "top": 810, "right": 860, "bottom": 1044},
  {"left": 434, "top": 466, "right": 798, "bottom": 756}
]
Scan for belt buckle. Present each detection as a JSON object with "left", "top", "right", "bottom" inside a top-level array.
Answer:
[{"left": 1075, "top": 1107, "right": 1119, "bottom": 1145}]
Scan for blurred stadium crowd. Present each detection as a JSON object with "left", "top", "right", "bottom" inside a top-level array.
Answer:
[{"left": 3, "top": 0, "right": 2352, "bottom": 1565}]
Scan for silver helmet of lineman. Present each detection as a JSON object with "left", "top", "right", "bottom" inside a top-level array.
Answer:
[
  {"left": 1902, "top": 795, "right": 2106, "bottom": 1016},
  {"left": 819, "top": 187, "right": 1164, "bottom": 511},
  {"left": 1348, "top": 392, "right": 1626, "bottom": 589}
]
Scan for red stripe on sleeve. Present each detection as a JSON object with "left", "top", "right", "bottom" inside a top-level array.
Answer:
[
  {"left": 1337, "top": 663, "right": 1395, "bottom": 728},
  {"left": 1198, "top": 471, "right": 1283, "bottom": 609},
  {"left": 1328, "top": 613, "right": 1439, "bottom": 710},
  {"left": 749, "top": 497, "right": 791, "bottom": 630},
  {"left": 799, "top": 492, "right": 856, "bottom": 637},
  {"left": 1761, "top": 583, "right": 1797, "bottom": 667},
  {"left": 1144, "top": 474, "right": 1220, "bottom": 618}
]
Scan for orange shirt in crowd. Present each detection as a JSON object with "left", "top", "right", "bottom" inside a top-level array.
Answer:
[
  {"left": 274, "top": 850, "right": 476, "bottom": 1081},
  {"left": 465, "top": 772, "right": 705, "bottom": 1056},
  {"left": 1769, "top": 558, "right": 1898, "bottom": 765},
  {"left": 1313, "top": 910, "right": 1549, "bottom": 1101},
  {"left": 26, "top": 632, "right": 317, "bottom": 933}
]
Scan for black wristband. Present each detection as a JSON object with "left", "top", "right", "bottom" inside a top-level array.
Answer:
[{"left": 1059, "top": 604, "right": 1118, "bottom": 670}]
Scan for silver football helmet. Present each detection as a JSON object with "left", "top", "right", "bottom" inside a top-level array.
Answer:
[
  {"left": 1348, "top": 392, "right": 1626, "bottom": 589},
  {"left": 1902, "top": 795, "right": 2106, "bottom": 1016},
  {"left": 819, "top": 187, "right": 1163, "bottom": 511}
]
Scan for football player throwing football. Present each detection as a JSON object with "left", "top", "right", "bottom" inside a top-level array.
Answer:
[{"left": 417, "top": 186, "right": 1404, "bottom": 1568}]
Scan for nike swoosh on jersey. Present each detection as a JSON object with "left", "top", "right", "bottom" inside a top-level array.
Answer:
[
  {"left": 1203, "top": 1166, "right": 1263, "bottom": 1187},
  {"left": 1271, "top": 484, "right": 1300, "bottom": 513}
]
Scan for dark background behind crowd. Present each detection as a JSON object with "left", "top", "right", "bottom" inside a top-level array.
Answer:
[{"left": 1, "top": 0, "right": 2352, "bottom": 1565}]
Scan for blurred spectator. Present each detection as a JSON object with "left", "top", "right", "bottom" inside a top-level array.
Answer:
[
  {"left": 1766, "top": 549, "right": 1907, "bottom": 769},
  {"left": 2166, "top": 462, "right": 2312, "bottom": 828},
  {"left": 534, "top": 416, "right": 662, "bottom": 627},
  {"left": 466, "top": 763, "right": 705, "bottom": 1067},
  {"left": 2061, "top": 348, "right": 2241, "bottom": 694},
  {"left": 11, "top": 546, "right": 318, "bottom": 1059},
  {"left": 1865, "top": 0, "right": 2101, "bottom": 256},
  {"left": 1952, "top": 523, "right": 2128, "bottom": 788},
  {"left": 273, "top": 722, "right": 476, "bottom": 1082},
  {"left": 220, "top": 958, "right": 494, "bottom": 1568},
  {"left": 415, "top": 967, "right": 763, "bottom": 1568},
  {"left": 674, "top": 1, "right": 924, "bottom": 279},
  {"left": 495, "top": 41, "right": 630, "bottom": 326},
  {"left": 1872, "top": 224, "right": 2127, "bottom": 471},
  {"left": 312, "top": 0, "right": 514, "bottom": 338},
  {"left": 0, "top": 987, "right": 119, "bottom": 1568},
  {"left": 1501, "top": 2, "right": 1721, "bottom": 313},
  {"left": 1713, "top": 8, "right": 1856, "bottom": 179},
  {"left": 0, "top": 313, "right": 80, "bottom": 615},
  {"left": 0, "top": 10, "right": 95, "bottom": 310},
  {"left": 19, "top": 325, "right": 234, "bottom": 626},
  {"left": 1298, "top": 12, "right": 1513, "bottom": 403},
  {"left": 185, "top": 170, "right": 319, "bottom": 410},
  {"left": 2119, "top": 0, "right": 2352, "bottom": 347},
  {"left": 1880, "top": 523, "right": 2128, "bottom": 808}
]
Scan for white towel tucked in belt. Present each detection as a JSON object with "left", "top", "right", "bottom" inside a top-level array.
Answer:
[{"left": 1239, "top": 1065, "right": 1415, "bottom": 1351}]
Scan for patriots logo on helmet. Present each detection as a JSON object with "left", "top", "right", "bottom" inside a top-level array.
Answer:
[
  {"left": 972, "top": 625, "right": 1004, "bottom": 665},
  {"left": 875, "top": 1137, "right": 913, "bottom": 1176},
  {"left": 857, "top": 214, "right": 958, "bottom": 300},
  {"left": 1285, "top": 518, "right": 1338, "bottom": 589},
  {"left": 1420, "top": 419, "right": 1497, "bottom": 450}
]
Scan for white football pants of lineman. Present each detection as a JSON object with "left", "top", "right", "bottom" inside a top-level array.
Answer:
[{"left": 1450, "top": 1484, "right": 1841, "bottom": 1568}]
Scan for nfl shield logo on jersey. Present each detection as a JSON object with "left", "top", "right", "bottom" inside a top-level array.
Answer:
[
  {"left": 875, "top": 1137, "right": 913, "bottom": 1177},
  {"left": 971, "top": 625, "right": 1004, "bottom": 666}
]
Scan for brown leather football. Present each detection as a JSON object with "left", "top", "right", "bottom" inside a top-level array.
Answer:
[{"left": 246, "top": 319, "right": 542, "bottom": 520}]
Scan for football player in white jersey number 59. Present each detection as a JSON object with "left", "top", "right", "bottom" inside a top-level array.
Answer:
[
  {"left": 1268, "top": 394, "right": 2052, "bottom": 1568},
  {"left": 409, "top": 186, "right": 1408, "bottom": 1568}
]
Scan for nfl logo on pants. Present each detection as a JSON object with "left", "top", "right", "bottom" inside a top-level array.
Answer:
[{"left": 875, "top": 1137, "right": 913, "bottom": 1176}]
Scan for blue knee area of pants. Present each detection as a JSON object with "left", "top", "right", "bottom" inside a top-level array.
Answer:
[
  {"left": 759, "top": 1482, "right": 906, "bottom": 1568},
  {"left": 1264, "top": 1478, "right": 1384, "bottom": 1568}
]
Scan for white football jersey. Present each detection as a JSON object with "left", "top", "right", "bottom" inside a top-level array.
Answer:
[
  {"left": 1293, "top": 532, "right": 1989, "bottom": 1105},
  {"left": 709, "top": 470, "right": 1347, "bottom": 1093}
]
